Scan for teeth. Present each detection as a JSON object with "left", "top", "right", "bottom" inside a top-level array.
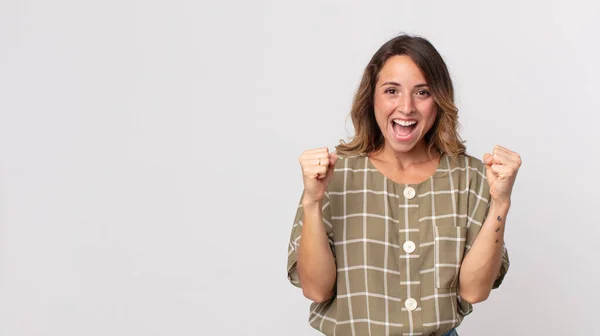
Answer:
[{"left": 393, "top": 119, "right": 417, "bottom": 126}]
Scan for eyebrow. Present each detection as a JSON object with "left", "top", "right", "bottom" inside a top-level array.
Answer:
[{"left": 380, "top": 82, "right": 429, "bottom": 88}]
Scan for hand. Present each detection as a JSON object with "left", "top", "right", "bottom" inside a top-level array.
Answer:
[
  {"left": 299, "top": 147, "right": 338, "bottom": 204},
  {"left": 483, "top": 145, "right": 522, "bottom": 206}
]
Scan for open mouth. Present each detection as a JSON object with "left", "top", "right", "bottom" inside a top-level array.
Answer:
[{"left": 391, "top": 119, "right": 418, "bottom": 141}]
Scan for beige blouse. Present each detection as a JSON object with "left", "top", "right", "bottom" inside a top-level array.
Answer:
[{"left": 287, "top": 153, "right": 509, "bottom": 336}]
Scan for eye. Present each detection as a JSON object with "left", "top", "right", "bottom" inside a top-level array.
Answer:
[
  {"left": 416, "top": 89, "right": 431, "bottom": 97},
  {"left": 384, "top": 88, "right": 398, "bottom": 95}
]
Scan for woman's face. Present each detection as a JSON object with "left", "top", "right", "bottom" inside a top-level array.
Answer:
[{"left": 373, "top": 55, "right": 438, "bottom": 155}]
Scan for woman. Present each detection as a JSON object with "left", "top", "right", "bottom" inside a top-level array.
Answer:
[{"left": 286, "top": 34, "right": 521, "bottom": 336}]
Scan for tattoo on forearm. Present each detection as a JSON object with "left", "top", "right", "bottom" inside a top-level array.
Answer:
[{"left": 495, "top": 216, "right": 502, "bottom": 243}]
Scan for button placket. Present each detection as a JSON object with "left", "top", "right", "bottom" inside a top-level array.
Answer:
[
  {"left": 402, "top": 186, "right": 417, "bottom": 254},
  {"left": 401, "top": 185, "right": 420, "bottom": 315}
]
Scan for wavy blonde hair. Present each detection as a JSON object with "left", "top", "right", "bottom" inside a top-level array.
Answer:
[{"left": 335, "top": 34, "right": 466, "bottom": 159}]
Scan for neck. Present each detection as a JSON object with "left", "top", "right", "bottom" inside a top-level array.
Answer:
[{"left": 377, "top": 141, "right": 440, "bottom": 171}]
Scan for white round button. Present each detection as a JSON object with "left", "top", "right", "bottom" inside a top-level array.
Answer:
[
  {"left": 403, "top": 187, "right": 416, "bottom": 199},
  {"left": 403, "top": 241, "right": 416, "bottom": 253},
  {"left": 405, "top": 298, "right": 418, "bottom": 311}
]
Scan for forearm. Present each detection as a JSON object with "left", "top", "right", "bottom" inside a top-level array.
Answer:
[
  {"left": 459, "top": 201, "right": 510, "bottom": 303},
  {"left": 297, "top": 200, "right": 337, "bottom": 302}
]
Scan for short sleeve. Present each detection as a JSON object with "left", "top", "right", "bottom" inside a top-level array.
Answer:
[{"left": 286, "top": 191, "right": 336, "bottom": 288}]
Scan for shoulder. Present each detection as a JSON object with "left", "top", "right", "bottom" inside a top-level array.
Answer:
[
  {"left": 451, "top": 152, "right": 490, "bottom": 198},
  {"left": 443, "top": 152, "right": 488, "bottom": 186},
  {"left": 333, "top": 153, "right": 368, "bottom": 170},
  {"left": 452, "top": 153, "right": 487, "bottom": 173},
  {"left": 327, "top": 153, "right": 370, "bottom": 193}
]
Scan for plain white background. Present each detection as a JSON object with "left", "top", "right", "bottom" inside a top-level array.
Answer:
[{"left": 1, "top": 0, "right": 599, "bottom": 335}]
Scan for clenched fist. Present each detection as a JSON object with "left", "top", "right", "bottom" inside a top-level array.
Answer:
[
  {"left": 299, "top": 147, "right": 338, "bottom": 204},
  {"left": 483, "top": 145, "right": 522, "bottom": 206}
]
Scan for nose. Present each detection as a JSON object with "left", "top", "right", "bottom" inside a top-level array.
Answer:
[{"left": 398, "top": 92, "right": 414, "bottom": 114}]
